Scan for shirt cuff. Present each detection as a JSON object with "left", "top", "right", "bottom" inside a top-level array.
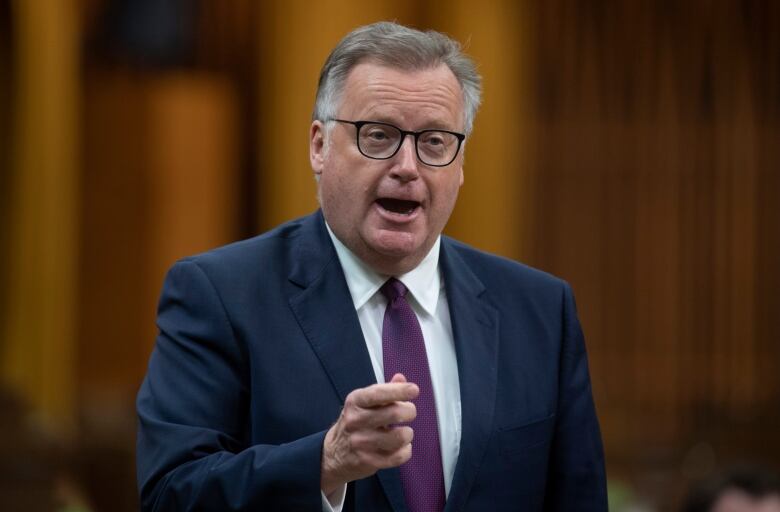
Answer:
[{"left": 321, "top": 484, "right": 347, "bottom": 512}]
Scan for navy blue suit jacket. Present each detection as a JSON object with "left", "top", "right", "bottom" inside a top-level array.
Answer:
[{"left": 136, "top": 210, "right": 607, "bottom": 511}]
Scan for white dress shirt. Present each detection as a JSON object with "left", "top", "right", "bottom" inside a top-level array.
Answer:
[{"left": 321, "top": 224, "right": 462, "bottom": 512}]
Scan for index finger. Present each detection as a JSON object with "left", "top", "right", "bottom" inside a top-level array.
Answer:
[{"left": 351, "top": 381, "right": 419, "bottom": 408}]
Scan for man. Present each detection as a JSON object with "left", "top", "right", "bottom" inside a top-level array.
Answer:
[{"left": 137, "top": 22, "right": 607, "bottom": 511}]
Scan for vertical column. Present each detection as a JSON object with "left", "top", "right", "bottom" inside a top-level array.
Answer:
[
  {"left": 431, "top": 0, "right": 531, "bottom": 261},
  {"left": 255, "top": 0, "right": 418, "bottom": 230},
  {"left": 3, "top": 0, "right": 80, "bottom": 431},
  {"left": 78, "top": 72, "right": 239, "bottom": 422}
]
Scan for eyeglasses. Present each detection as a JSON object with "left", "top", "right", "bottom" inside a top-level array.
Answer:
[{"left": 329, "top": 119, "right": 465, "bottom": 167}]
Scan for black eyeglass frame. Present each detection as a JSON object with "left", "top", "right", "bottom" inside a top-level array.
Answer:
[{"left": 329, "top": 119, "right": 466, "bottom": 168}]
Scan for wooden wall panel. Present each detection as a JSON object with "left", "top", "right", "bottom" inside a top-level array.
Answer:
[
  {"left": 527, "top": 0, "right": 780, "bottom": 506},
  {"left": 430, "top": 0, "right": 530, "bottom": 260},
  {"left": 79, "top": 72, "right": 239, "bottom": 430},
  {"left": 2, "top": 0, "right": 80, "bottom": 433}
]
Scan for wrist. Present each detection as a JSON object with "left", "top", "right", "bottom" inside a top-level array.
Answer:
[{"left": 321, "top": 427, "right": 344, "bottom": 495}]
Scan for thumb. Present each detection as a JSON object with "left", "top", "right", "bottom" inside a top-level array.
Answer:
[{"left": 390, "top": 373, "right": 407, "bottom": 383}]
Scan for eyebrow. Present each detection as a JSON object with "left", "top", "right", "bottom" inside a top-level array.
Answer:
[{"left": 361, "top": 116, "right": 456, "bottom": 132}]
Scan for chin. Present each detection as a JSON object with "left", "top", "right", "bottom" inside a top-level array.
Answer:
[
  {"left": 361, "top": 230, "right": 430, "bottom": 274},
  {"left": 369, "top": 229, "right": 420, "bottom": 255}
]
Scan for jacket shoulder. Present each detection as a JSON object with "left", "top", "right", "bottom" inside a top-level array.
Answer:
[
  {"left": 170, "top": 214, "right": 312, "bottom": 287},
  {"left": 442, "top": 236, "right": 568, "bottom": 295}
]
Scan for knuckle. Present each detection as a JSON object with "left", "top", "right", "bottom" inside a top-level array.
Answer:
[
  {"left": 377, "top": 431, "right": 397, "bottom": 452},
  {"left": 399, "top": 426, "right": 414, "bottom": 444},
  {"left": 392, "top": 402, "right": 415, "bottom": 423},
  {"left": 345, "top": 390, "right": 358, "bottom": 406},
  {"left": 386, "top": 403, "right": 403, "bottom": 420},
  {"left": 390, "top": 446, "right": 412, "bottom": 466},
  {"left": 379, "top": 428, "right": 409, "bottom": 452},
  {"left": 342, "top": 408, "right": 365, "bottom": 429},
  {"left": 342, "top": 408, "right": 356, "bottom": 424},
  {"left": 390, "top": 428, "right": 407, "bottom": 446}
]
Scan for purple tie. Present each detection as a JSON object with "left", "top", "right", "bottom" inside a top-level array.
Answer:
[{"left": 381, "top": 278, "right": 445, "bottom": 512}]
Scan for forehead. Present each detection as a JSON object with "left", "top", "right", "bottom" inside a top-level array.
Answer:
[{"left": 338, "top": 61, "right": 464, "bottom": 129}]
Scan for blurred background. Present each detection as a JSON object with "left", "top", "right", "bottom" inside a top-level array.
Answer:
[{"left": 1, "top": 0, "right": 778, "bottom": 510}]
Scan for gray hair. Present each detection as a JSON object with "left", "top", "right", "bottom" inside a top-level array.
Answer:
[{"left": 313, "top": 21, "right": 482, "bottom": 135}]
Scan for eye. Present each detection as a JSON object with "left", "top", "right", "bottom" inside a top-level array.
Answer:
[
  {"left": 366, "top": 129, "right": 389, "bottom": 141},
  {"left": 362, "top": 124, "right": 397, "bottom": 142},
  {"left": 420, "top": 131, "right": 448, "bottom": 147}
]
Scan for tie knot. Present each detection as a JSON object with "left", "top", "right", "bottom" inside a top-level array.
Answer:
[{"left": 381, "top": 278, "right": 408, "bottom": 301}]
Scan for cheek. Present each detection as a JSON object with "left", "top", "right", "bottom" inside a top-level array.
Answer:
[
  {"left": 434, "top": 175, "right": 462, "bottom": 210},
  {"left": 320, "top": 167, "right": 367, "bottom": 220}
]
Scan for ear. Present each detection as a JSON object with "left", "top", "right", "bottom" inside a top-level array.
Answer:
[
  {"left": 310, "top": 120, "right": 326, "bottom": 177},
  {"left": 459, "top": 165, "right": 464, "bottom": 186}
]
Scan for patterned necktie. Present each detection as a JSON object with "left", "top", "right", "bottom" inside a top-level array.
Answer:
[{"left": 381, "top": 278, "right": 446, "bottom": 512}]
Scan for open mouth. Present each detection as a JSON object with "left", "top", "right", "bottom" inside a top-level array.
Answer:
[{"left": 376, "top": 198, "right": 421, "bottom": 215}]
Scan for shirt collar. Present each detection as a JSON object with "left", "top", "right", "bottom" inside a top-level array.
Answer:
[{"left": 325, "top": 222, "right": 442, "bottom": 316}]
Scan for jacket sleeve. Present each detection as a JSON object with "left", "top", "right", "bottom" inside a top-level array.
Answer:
[
  {"left": 136, "top": 259, "right": 325, "bottom": 511},
  {"left": 545, "top": 282, "right": 608, "bottom": 511}
]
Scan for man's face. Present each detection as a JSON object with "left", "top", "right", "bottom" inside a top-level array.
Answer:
[{"left": 310, "top": 62, "right": 465, "bottom": 275}]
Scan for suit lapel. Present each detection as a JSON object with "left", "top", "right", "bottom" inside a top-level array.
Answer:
[
  {"left": 287, "top": 211, "right": 406, "bottom": 512},
  {"left": 440, "top": 239, "right": 500, "bottom": 512}
]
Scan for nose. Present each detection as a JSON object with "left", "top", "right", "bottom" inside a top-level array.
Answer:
[{"left": 389, "top": 134, "right": 420, "bottom": 182}]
